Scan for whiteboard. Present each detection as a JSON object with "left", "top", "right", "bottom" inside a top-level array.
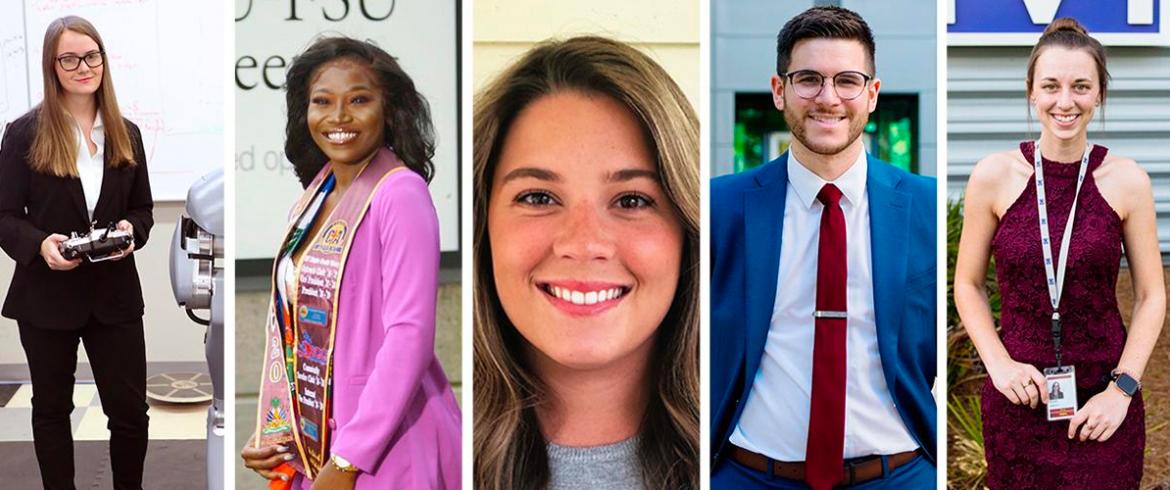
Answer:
[
  {"left": 0, "top": 0, "right": 225, "bottom": 201},
  {"left": 0, "top": 2, "right": 30, "bottom": 138},
  {"left": 235, "top": 0, "right": 460, "bottom": 258}
]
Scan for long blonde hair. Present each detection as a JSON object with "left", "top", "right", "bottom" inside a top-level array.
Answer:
[
  {"left": 31, "top": 16, "right": 135, "bottom": 177},
  {"left": 473, "top": 36, "right": 699, "bottom": 490}
]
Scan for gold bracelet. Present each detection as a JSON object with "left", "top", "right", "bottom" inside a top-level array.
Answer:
[{"left": 331, "top": 454, "right": 358, "bottom": 473}]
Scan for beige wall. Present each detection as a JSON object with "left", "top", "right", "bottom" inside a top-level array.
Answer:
[
  {"left": 0, "top": 201, "right": 208, "bottom": 367},
  {"left": 473, "top": 0, "right": 700, "bottom": 108}
]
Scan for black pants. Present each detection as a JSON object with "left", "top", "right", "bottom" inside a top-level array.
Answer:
[{"left": 18, "top": 317, "right": 149, "bottom": 490}]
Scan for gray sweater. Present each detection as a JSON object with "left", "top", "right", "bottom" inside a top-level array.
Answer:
[{"left": 546, "top": 436, "right": 644, "bottom": 490}]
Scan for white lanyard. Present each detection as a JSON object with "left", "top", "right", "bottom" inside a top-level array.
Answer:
[
  {"left": 1034, "top": 142, "right": 1091, "bottom": 313},
  {"left": 1034, "top": 142, "right": 1091, "bottom": 365}
]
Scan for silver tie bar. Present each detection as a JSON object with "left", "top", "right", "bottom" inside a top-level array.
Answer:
[{"left": 813, "top": 310, "right": 848, "bottom": 319}]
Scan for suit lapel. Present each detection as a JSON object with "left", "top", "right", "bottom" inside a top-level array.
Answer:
[
  {"left": 867, "top": 156, "right": 911, "bottom": 394},
  {"left": 66, "top": 177, "right": 89, "bottom": 226},
  {"left": 67, "top": 145, "right": 115, "bottom": 227},
  {"left": 91, "top": 159, "right": 116, "bottom": 225},
  {"left": 743, "top": 153, "right": 788, "bottom": 384}
]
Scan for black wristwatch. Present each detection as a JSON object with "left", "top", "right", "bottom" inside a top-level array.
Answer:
[{"left": 1110, "top": 371, "right": 1141, "bottom": 397}]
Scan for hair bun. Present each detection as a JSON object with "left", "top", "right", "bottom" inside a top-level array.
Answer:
[{"left": 1043, "top": 17, "right": 1089, "bottom": 37}]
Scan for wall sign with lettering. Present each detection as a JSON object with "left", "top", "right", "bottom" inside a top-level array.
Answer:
[{"left": 948, "top": 0, "right": 1169, "bottom": 45}]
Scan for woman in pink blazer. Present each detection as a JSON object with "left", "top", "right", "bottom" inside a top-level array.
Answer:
[{"left": 240, "top": 37, "right": 461, "bottom": 490}]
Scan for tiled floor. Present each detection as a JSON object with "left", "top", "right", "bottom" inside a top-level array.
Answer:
[
  {"left": 0, "top": 382, "right": 210, "bottom": 441},
  {"left": 0, "top": 439, "right": 208, "bottom": 488},
  {"left": 0, "top": 381, "right": 211, "bottom": 488}
]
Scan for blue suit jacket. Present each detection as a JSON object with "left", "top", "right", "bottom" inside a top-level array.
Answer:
[{"left": 709, "top": 152, "right": 937, "bottom": 467}]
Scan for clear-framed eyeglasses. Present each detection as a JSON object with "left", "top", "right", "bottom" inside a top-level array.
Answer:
[
  {"left": 57, "top": 51, "right": 105, "bottom": 72},
  {"left": 780, "top": 70, "right": 873, "bottom": 100}
]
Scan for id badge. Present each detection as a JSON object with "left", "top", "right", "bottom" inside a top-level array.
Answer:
[{"left": 1043, "top": 365, "right": 1077, "bottom": 421}]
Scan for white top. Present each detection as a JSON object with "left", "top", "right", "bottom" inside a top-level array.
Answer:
[
  {"left": 277, "top": 255, "right": 296, "bottom": 302},
  {"left": 74, "top": 113, "right": 105, "bottom": 220},
  {"left": 728, "top": 150, "right": 918, "bottom": 460},
  {"left": 276, "top": 183, "right": 332, "bottom": 302}
]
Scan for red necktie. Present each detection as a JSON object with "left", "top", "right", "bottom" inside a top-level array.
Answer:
[{"left": 806, "top": 183, "right": 847, "bottom": 490}]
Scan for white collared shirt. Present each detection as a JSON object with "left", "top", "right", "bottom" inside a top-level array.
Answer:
[
  {"left": 728, "top": 150, "right": 918, "bottom": 461},
  {"left": 74, "top": 113, "right": 105, "bottom": 220}
]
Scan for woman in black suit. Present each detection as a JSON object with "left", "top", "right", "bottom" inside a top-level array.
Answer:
[{"left": 0, "top": 16, "right": 153, "bottom": 490}]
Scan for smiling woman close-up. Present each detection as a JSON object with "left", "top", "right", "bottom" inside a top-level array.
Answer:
[{"left": 472, "top": 35, "right": 699, "bottom": 490}]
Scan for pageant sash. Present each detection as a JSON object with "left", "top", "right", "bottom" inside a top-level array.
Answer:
[{"left": 254, "top": 147, "right": 405, "bottom": 479}]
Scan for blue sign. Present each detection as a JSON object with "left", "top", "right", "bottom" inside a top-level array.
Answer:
[{"left": 948, "top": 0, "right": 1169, "bottom": 45}]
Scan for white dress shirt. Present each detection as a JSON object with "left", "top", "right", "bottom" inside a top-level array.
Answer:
[
  {"left": 74, "top": 113, "right": 105, "bottom": 220},
  {"left": 728, "top": 150, "right": 918, "bottom": 461}
]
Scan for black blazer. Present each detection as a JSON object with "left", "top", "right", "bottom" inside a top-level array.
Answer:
[{"left": 0, "top": 109, "right": 154, "bottom": 329}]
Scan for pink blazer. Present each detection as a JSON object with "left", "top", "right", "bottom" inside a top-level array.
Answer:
[{"left": 294, "top": 168, "right": 461, "bottom": 489}]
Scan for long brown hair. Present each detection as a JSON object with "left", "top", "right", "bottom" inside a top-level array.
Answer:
[
  {"left": 473, "top": 36, "right": 699, "bottom": 490},
  {"left": 31, "top": 16, "right": 134, "bottom": 177}
]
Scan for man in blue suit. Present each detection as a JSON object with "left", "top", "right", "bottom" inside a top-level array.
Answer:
[{"left": 710, "top": 7, "right": 936, "bottom": 489}]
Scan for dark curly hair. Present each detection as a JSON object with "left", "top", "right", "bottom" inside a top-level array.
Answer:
[{"left": 284, "top": 36, "right": 435, "bottom": 187}]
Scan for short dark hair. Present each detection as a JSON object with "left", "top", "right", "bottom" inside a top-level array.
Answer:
[
  {"left": 776, "top": 6, "right": 876, "bottom": 75},
  {"left": 284, "top": 36, "right": 435, "bottom": 187}
]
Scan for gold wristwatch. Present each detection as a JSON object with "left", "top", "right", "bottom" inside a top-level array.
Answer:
[{"left": 331, "top": 454, "right": 358, "bottom": 473}]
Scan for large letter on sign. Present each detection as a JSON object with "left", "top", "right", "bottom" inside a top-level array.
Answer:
[
  {"left": 1129, "top": 0, "right": 1154, "bottom": 25},
  {"left": 1023, "top": 0, "right": 1062, "bottom": 25}
]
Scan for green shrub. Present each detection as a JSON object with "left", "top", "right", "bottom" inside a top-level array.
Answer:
[
  {"left": 946, "top": 198, "right": 999, "bottom": 391},
  {"left": 946, "top": 198, "right": 999, "bottom": 489}
]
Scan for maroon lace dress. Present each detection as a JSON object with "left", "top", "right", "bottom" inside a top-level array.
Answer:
[{"left": 982, "top": 142, "right": 1144, "bottom": 489}]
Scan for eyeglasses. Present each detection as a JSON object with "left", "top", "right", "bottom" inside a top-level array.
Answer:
[
  {"left": 780, "top": 70, "right": 873, "bottom": 100},
  {"left": 56, "top": 51, "right": 104, "bottom": 72}
]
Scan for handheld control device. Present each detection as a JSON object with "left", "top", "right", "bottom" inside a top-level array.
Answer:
[{"left": 59, "top": 224, "right": 133, "bottom": 261}]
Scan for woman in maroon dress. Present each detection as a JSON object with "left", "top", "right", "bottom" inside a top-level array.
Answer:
[{"left": 954, "top": 18, "right": 1164, "bottom": 489}]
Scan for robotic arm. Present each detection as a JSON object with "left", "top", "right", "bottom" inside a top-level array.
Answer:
[{"left": 168, "top": 168, "right": 224, "bottom": 490}]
